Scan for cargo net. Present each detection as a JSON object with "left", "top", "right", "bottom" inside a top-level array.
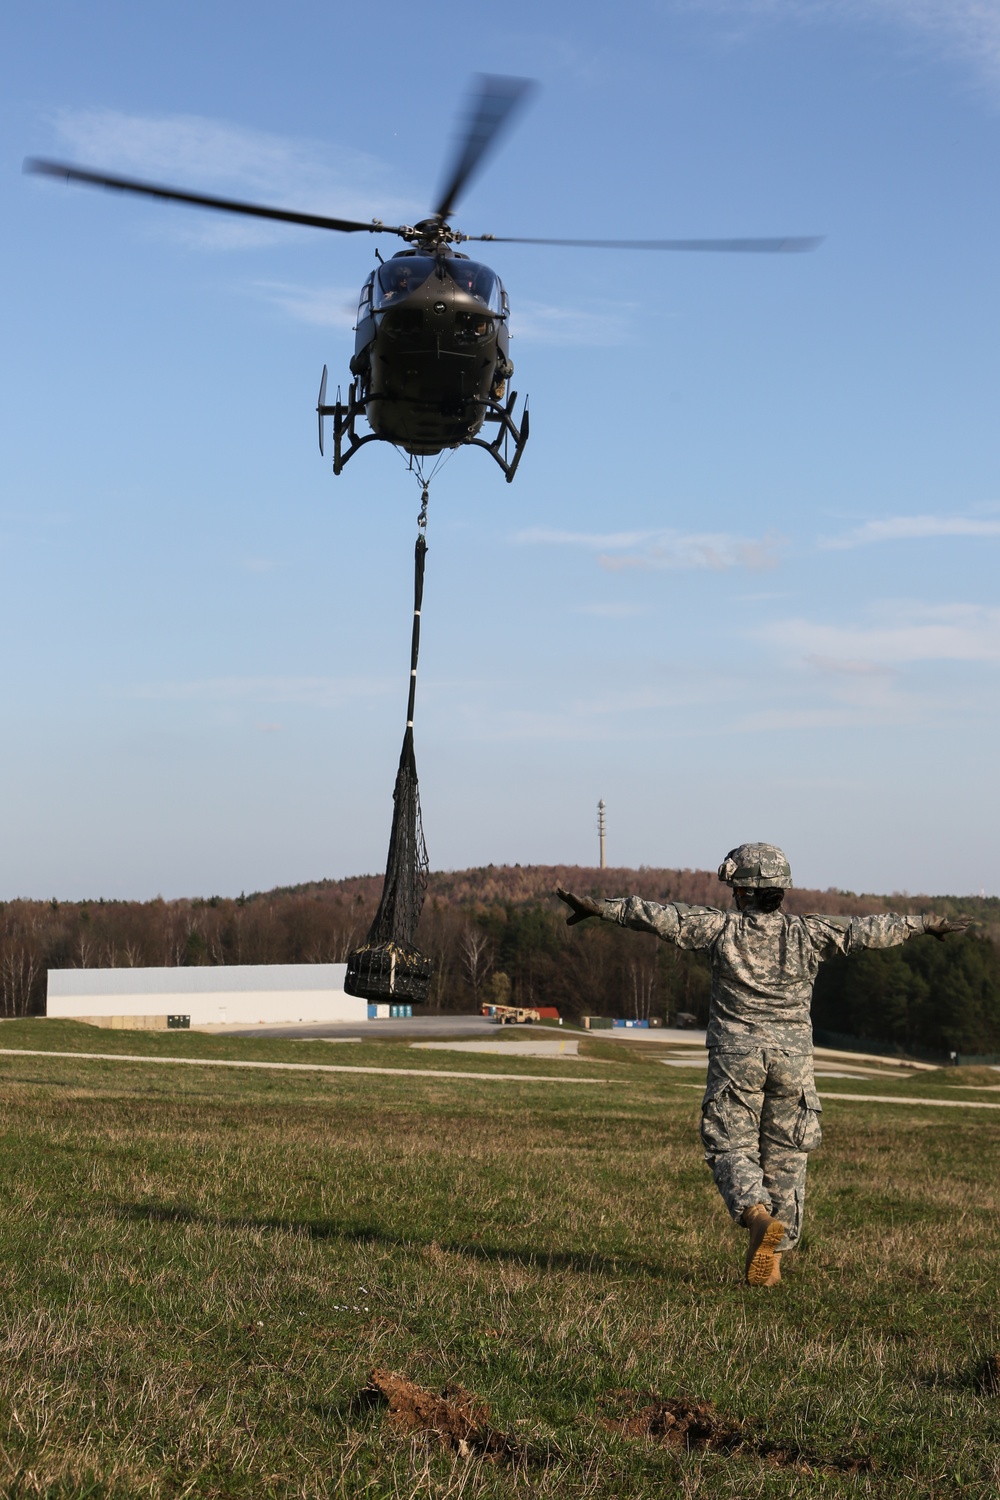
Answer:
[{"left": 345, "top": 513, "right": 434, "bottom": 1005}]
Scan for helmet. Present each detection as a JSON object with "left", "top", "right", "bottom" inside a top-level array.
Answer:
[{"left": 717, "top": 843, "right": 792, "bottom": 890}]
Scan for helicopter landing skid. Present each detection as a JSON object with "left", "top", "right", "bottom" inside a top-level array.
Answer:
[
  {"left": 317, "top": 368, "right": 529, "bottom": 481},
  {"left": 465, "top": 387, "right": 530, "bottom": 483},
  {"left": 317, "top": 367, "right": 380, "bottom": 475}
]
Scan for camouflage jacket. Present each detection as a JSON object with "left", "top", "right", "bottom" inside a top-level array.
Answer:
[{"left": 598, "top": 899, "right": 926, "bottom": 1051}]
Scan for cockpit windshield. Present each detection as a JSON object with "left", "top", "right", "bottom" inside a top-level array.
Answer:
[
  {"left": 446, "top": 260, "right": 504, "bottom": 315},
  {"left": 374, "top": 256, "right": 435, "bottom": 309}
]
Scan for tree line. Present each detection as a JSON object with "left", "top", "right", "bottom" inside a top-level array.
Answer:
[{"left": 2, "top": 864, "right": 997, "bottom": 1052}]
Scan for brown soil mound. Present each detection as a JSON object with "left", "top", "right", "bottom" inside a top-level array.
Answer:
[
  {"left": 360, "top": 1368, "right": 515, "bottom": 1460},
  {"left": 602, "top": 1394, "right": 740, "bottom": 1453},
  {"left": 600, "top": 1391, "right": 871, "bottom": 1473},
  {"left": 977, "top": 1353, "right": 1000, "bottom": 1394}
]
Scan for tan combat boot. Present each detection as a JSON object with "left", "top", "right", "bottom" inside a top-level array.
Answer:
[{"left": 742, "top": 1204, "right": 785, "bottom": 1287}]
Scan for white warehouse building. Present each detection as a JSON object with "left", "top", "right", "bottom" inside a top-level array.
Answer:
[{"left": 45, "top": 963, "right": 368, "bottom": 1028}]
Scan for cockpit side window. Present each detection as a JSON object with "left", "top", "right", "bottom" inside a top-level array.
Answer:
[
  {"left": 356, "top": 275, "right": 374, "bottom": 324},
  {"left": 374, "top": 256, "right": 435, "bottom": 309},
  {"left": 446, "top": 260, "right": 504, "bottom": 315}
]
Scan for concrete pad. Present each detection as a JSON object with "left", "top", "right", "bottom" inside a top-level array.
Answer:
[
  {"left": 594, "top": 1028, "right": 708, "bottom": 1045},
  {"left": 220, "top": 1014, "right": 499, "bottom": 1041},
  {"left": 411, "top": 1038, "right": 580, "bottom": 1058}
]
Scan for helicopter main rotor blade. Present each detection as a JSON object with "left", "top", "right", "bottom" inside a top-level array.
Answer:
[
  {"left": 433, "top": 75, "right": 536, "bottom": 226},
  {"left": 24, "top": 158, "right": 406, "bottom": 237},
  {"left": 464, "top": 233, "right": 824, "bottom": 252}
]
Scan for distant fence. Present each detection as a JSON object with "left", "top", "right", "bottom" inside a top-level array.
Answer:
[{"left": 813, "top": 1028, "right": 1000, "bottom": 1068}]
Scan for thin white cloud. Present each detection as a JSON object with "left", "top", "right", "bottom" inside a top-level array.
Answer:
[
  {"left": 599, "top": 536, "right": 783, "bottom": 572},
  {"left": 685, "top": 1, "right": 1000, "bottom": 87},
  {"left": 252, "top": 281, "right": 358, "bottom": 329},
  {"left": 451, "top": 688, "right": 706, "bottom": 742},
  {"left": 130, "top": 676, "right": 393, "bottom": 707},
  {"left": 517, "top": 525, "right": 784, "bottom": 571},
  {"left": 518, "top": 527, "right": 654, "bottom": 549},
  {"left": 574, "top": 601, "right": 648, "bottom": 617},
  {"left": 761, "top": 602, "right": 1000, "bottom": 664},
  {"left": 508, "top": 300, "right": 635, "bottom": 346},
  {"left": 821, "top": 514, "right": 1000, "bottom": 550},
  {"left": 845, "top": 0, "right": 1000, "bottom": 80},
  {"left": 44, "top": 108, "right": 417, "bottom": 249},
  {"left": 736, "top": 704, "right": 912, "bottom": 731},
  {"left": 805, "top": 654, "right": 895, "bottom": 676}
]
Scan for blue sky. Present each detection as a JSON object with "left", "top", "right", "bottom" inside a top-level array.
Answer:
[{"left": 3, "top": 0, "right": 999, "bottom": 900}]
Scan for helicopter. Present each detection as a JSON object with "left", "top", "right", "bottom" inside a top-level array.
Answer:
[{"left": 26, "top": 76, "right": 821, "bottom": 483}]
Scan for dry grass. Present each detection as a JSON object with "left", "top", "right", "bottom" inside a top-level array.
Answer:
[{"left": 0, "top": 1021, "right": 996, "bottom": 1496}]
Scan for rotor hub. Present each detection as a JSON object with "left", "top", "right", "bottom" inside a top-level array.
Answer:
[{"left": 398, "top": 217, "right": 471, "bottom": 251}]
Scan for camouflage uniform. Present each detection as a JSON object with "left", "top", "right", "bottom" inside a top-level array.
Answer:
[{"left": 598, "top": 899, "right": 927, "bottom": 1250}]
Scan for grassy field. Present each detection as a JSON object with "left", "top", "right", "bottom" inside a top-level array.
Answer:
[{"left": 0, "top": 1020, "right": 997, "bottom": 1498}]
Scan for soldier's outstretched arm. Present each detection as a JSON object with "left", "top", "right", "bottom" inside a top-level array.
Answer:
[
  {"left": 807, "top": 911, "right": 973, "bottom": 957},
  {"left": 556, "top": 889, "right": 724, "bottom": 948}
]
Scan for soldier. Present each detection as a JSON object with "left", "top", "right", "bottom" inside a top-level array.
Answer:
[{"left": 557, "top": 845, "right": 970, "bottom": 1287}]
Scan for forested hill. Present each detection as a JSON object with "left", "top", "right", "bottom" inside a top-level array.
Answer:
[
  {"left": 278, "top": 863, "right": 993, "bottom": 924},
  {"left": 1, "top": 865, "right": 997, "bottom": 1052}
]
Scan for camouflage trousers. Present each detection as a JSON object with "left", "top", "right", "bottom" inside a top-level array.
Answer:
[{"left": 699, "top": 1048, "right": 823, "bottom": 1252}]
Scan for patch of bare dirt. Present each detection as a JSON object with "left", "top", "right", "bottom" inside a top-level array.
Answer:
[
  {"left": 977, "top": 1353, "right": 1000, "bottom": 1394},
  {"left": 599, "top": 1391, "right": 871, "bottom": 1474},
  {"left": 600, "top": 1394, "right": 740, "bottom": 1453},
  {"left": 359, "top": 1368, "right": 516, "bottom": 1460}
]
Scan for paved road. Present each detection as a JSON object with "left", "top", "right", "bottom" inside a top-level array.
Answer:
[
  {"left": 208, "top": 1014, "right": 501, "bottom": 1041},
  {"left": 214, "top": 1017, "right": 706, "bottom": 1045},
  {"left": 0, "top": 1047, "right": 618, "bottom": 1087},
  {"left": 592, "top": 1027, "right": 707, "bottom": 1045}
]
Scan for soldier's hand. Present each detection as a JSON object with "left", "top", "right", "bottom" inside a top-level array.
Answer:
[
  {"left": 556, "top": 888, "right": 603, "bottom": 926},
  {"left": 923, "top": 915, "right": 973, "bottom": 942}
]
